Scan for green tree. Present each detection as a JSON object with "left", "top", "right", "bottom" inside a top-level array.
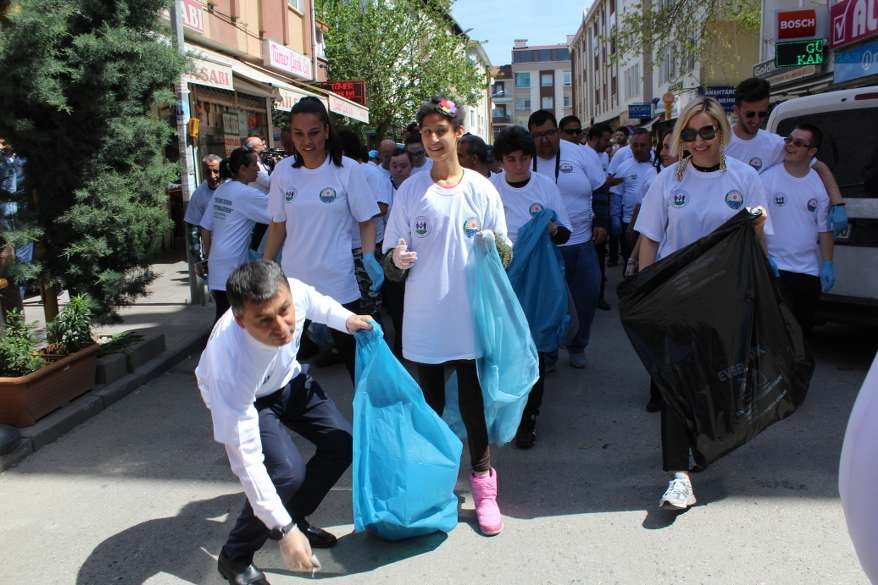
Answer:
[
  {"left": 0, "top": 0, "right": 186, "bottom": 321},
  {"left": 316, "top": 0, "right": 485, "bottom": 138},
  {"left": 611, "top": 0, "right": 760, "bottom": 78}
]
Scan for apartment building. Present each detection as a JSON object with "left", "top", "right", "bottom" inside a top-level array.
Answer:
[
  {"left": 491, "top": 65, "right": 514, "bottom": 140},
  {"left": 509, "top": 40, "right": 573, "bottom": 127}
]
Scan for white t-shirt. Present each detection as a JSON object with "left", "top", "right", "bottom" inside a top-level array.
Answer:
[
  {"left": 351, "top": 162, "right": 390, "bottom": 249},
  {"left": 615, "top": 159, "right": 658, "bottom": 223},
  {"left": 583, "top": 144, "right": 610, "bottom": 173},
  {"left": 763, "top": 164, "right": 830, "bottom": 276},
  {"left": 533, "top": 139, "right": 604, "bottom": 246},
  {"left": 608, "top": 144, "right": 633, "bottom": 196},
  {"left": 184, "top": 180, "right": 216, "bottom": 226},
  {"left": 409, "top": 157, "right": 433, "bottom": 175},
  {"left": 268, "top": 155, "right": 379, "bottom": 304},
  {"left": 635, "top": 157, "right": 772, "bottom": 260},
  {"left": 201, "top": 180, "right": 271, "bottom": 291},
  {"left": 248, "top": 160, "right": 272, "bottom": 194},
  {"left": 382, "top": 169, "right": 510, "bottom": 363},
  {"left": 490, "top": 171, "right": 571, "bottom": 245},
  {"left": 195, "top": 277, "right": 353, "bottom": 533},
  {"left": 726, "top": 129, "right": 785, "bottom": 174}
]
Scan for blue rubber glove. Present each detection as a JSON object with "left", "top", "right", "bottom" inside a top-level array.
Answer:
[
  {"left": 820, "top": 260, "right": 835, "bottom": 292},
  {"left": 362, "top": 251, "right": 384, "bottom": 292},
  {"left": 829, "top": 204, "right": 848, "bottom": 237},
  {"left": 767, "top": 254, "right": 780, "bottom": 278}
]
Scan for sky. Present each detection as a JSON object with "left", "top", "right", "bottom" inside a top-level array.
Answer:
[{"left": 450, "top": 0, "right": 590, "bottom": 67}]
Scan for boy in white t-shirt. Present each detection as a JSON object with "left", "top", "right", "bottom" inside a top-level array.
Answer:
[
  {"left": 763, "top": 123, "right": 834, "bottom": 332},
  {"left": 383, "top": 96, "right": 511, "bottom": 537}
]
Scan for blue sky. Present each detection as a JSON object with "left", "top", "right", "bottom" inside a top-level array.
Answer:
[{"left": 450, "top": 0, "right": 589, "bottom": 67}]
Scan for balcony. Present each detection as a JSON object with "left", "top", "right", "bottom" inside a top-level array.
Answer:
[{"left": 492, "top": 114, "right": 511, "bottom": 124}]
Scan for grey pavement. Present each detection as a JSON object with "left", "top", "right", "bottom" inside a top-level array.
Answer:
[{"left": 1, "top": 268, "right": 876, "bottom": 584}]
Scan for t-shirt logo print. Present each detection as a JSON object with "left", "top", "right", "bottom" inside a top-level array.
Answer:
[
  {"left": 319, "top": 187, "right": 337, "bottom": 203},
  {"left": 463, "top": 217, "right": 481, "bottom": 238},
  {"left": 529, "top": 203, "right": 544, "bottom": 216},
  {"left": 774, "top": 193, "right": 786, "bottom": 206},
  {"left": 559, "top": 161, "right": 574, "bottom": 174},
  {"left": 725, "top": 190, "right": 744, "bottom": 210},
  {"left": 284, "top": 187, "right": 297, "bottom": 202},
  {"left": 671, "top": 188, "right": 688, "bottom": 208},
  {"left": 749, "top": 157, "right": 763, "bottom": 171},
  {"left": 807, "top": 198, "right": 818, "bottom": 212},
  {"left": 414, "top": 216, "right": 428, "bottom": 237}
]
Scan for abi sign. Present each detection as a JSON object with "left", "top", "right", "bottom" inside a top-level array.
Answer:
[
  {"left": 777, "top": 9, "right": 817, "bottom": 39},
  {"left": 831, "top": 0, "right": 878, "bottom": 49}
]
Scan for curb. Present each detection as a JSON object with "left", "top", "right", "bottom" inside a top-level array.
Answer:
[{"left": 0, "top": 327, "right": 210, "bottom": 472}]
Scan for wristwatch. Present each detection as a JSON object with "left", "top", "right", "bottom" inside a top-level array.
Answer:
[{"left": 268, "top": 520, "right": 296, "bottom": 540}]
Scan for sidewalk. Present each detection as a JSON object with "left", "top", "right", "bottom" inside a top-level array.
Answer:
[{"left": 0, "top": 259, "right": 214, "bottom": 470}]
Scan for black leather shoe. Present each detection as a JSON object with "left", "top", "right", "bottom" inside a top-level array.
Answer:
[
  {"left": 646, "top": 395, "right": 663, "bottom": 413},
  {"left": 597, "top": 298, "right": 611, "bottom": 311},
  {"left": 299, "top": 523, "right": 338, "bottom": 548},
  {"left": 217, "top": 551, "right": 270, "bottom": 585},
  {"left": 515, "top": 414, "right": 536, "bottom": 449}
]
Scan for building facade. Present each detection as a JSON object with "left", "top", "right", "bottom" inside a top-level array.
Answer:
[
  {"left": 491, "top": 65, "right": 513, "bottom": 140},
  {"left": 510, "top": 40, "right": 573, "bottom": 127},
  {"left": 463, "top": 40, "right": 493, "bottom": 141}
]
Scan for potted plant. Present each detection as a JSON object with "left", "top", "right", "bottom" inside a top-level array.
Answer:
[{"left": 0, "top": 294, "right": 99, "bottom": 427}]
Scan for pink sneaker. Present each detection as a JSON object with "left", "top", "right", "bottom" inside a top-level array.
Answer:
[{"left": 470, "top": 468, "right": 504, "bottom": 536}]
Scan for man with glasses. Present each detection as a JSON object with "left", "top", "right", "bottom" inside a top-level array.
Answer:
[
  {"left": 762, "top": 123, "right": 834, "bottom": 333},
  {"left": 558, "top": 115, "right": 585, "bottom": 145},
  {"left": 404, "top": 134, "right": 432, "bottom": 175},
  {"left": 727, "top": 78, "right": 847, "bottom": 234},
  {"left": 528, "top": 109, "right": 606, "bottom": 369}
]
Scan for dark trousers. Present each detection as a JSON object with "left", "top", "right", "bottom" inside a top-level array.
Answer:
[
  {"left": 596, "top": 241, "right": 608, "bottom": 301},
  {"left": 382, "top": 279, "right": 405, "bottom": 358},
  {"left": 522, "top": 353, "right": 548, "bottom": 418},
  {"left": 559, "top": 241, "right": 600, "bottom": 354},
  {"left": 608, "top": 234, "right": 620, "bottom": 264},
  {"left": 416, "top": 360, "right": 490, "bottom": 473},
  {"left": 620, "top": 222, "right": 637, "bottom": 267},
  {"left": 661, "top": 402, "right": 692, "bottom": 472},
  {"left": 222, "top": 373, "right": 353, "bottom": 564},
  {"left": 212, "top": 290, "right": 230, "bottom": 324},
  {"left": 307, "top": 299, "right": 361, "bottom": 382},
  {"left": 778, "top": 270, "right": 821, "bottom": 333}
]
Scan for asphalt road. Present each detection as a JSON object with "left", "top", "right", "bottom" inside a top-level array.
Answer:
[{"left": 1, "top": 273, "right": 875, "bottom": 585}]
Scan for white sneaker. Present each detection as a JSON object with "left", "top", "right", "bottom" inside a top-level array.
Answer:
[{"left": 659, "top": 477, "right": 696, "bottom": 510}]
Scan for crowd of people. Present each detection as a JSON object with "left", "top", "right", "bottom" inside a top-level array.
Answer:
[{"left": 190, "top": 78, "right": 847, "bottom": 582}]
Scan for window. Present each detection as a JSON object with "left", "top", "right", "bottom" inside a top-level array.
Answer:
[
  {"left": 541, "top": 73, "right": 553, "bottom": 87},
  {"left": 541, "top": 96, "right": 553, "bottom": 109},
  {"left": 493, "top": 104, "right": 508, "bottom": 119},
  {"left": 563, "top": 95, "right": 571, "bottom": 107},
  {"left": 563, "top": 71, "right": 572, "bottom": 86},
  {"left": 492, "top": 81, "right": 506, "bottom": 97},
  {"left": 514, "top": 98, "right": 531, "bottom": 112},
  {"left": 514, "top": 72, "right": 530, "bottom": 88},
  {"left": 288, "top": 0, "right": 303, "bottom": 12}
]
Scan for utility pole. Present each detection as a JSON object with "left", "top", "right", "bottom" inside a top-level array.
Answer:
[{"left": 170, "top": 0, "right": 204, "bottom": 305}]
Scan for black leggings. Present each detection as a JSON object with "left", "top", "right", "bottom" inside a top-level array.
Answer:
[
  {"left": 415, "top": 360, "right": 490, "bottom": 472},
  {"left": 522, "top": 353, "right": 548, "bottom": 418},
  {"left": 305, "top": 299, "right": 362, "bottom": 383},
  {"left": 661, "top": 403, "right": 692, "bottom": 472},
  {"left": 212, "top": 290, "right": 230, "bottom": 324}
]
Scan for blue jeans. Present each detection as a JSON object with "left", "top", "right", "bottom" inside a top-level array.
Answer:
[
  {"left": 559, "top": 241, "right": 600, "bottom": 354},
  {"left": 222, "top": 373, "right": 353, "bottom": 564}
]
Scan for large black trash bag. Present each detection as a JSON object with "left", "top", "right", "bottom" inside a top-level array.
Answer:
[{"left": 618, "top": 210, "right": 814, "bottom": 465}]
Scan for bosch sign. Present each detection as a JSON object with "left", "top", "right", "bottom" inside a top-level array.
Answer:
[{"left": 777, "top": 10, "right": 817, "bottom": 39}]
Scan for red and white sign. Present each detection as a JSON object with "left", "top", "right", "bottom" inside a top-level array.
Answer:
[
  {"left": 183, "top": 57, "right": 234, "bottom": 91},
  {"left": 263, "top": 39, "right": 313, "bottom": 81},
  {"left": 831, "top": 0, "right": 878, "bottom": 49},
  {"left": 181, "top": 0, "right": 205, "bottom": 33},
  {"left": 777, "top": 9, "right": 817, "bottom": 39},
  {"left": 328, "top": 94, "right": 370, "bottom": 124}
]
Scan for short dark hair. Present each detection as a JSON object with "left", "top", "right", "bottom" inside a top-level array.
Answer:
[
  {"left": 587, "top": 123, "right": 612, "bottom": 140},
  {"left": 631, "top": 128, "right": 651, "bottom": 137},
  {"left": 493, "top": 126, "right": 535, "bottom": 159},
  {"left": 735, "top": 77, "right": 771, "bottom": 105},
  {"left": 337, "top": 128, "right": 367, "bottom": 162},
  {"left": 391, "top": 146, "right": 413, "bottom": 163},
  {"left": 795, "top": 123, "right": 823, "bottom": 149},
  {"left": 404, "top": 133, "right": 423, "bottom": 146},
  {"left": 527, "top": 109, "right": 557, "bottom": 129},
  {"left": 459, "top": 134, "right": 490, "bottom": 163},
  {"left": 290, "top": 96, "right": 343, "bottom": 167},
  {"left": 226, "top": 260, "right": 291, "bottom": 316},
  {"left": 558, "top": 115, "right": 582, "bottom": 129},
  {"left": 416, "top": 96, "right": 465, "bottom": 129},
  {"left": 228, "top": 147, "right": 256, "bottom": 176}
]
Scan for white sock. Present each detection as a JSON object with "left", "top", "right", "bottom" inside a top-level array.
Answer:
[{"left": 674, "top": 472, "right": 690, "bottom": 482}]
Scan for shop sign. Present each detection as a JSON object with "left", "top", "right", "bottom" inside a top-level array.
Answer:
[
  {"left": 754, "top": 57, "right": 778, "bottom": 78},
  {"left": 627, "top": 103, "right": 652, "bottom": 119},
  {"left": 328, "top": 94, "right": 370, "bottom": 124},
  {"left": 830, "top": 0, "right": 878, "bottom": 49},
  {"left": 183, "top": 57, "right": 234, "bottom": 91},
  {"left": 264, "top": 39, "right": 313, "bottom": 81},
  {"left": 276, "top": 88, "right": 327, "bottom": 112},
  {"left": 834, "top": 36, "right": 878, "bottom": 83},
  {"left": 222, "top": 112, "right": 240, "bottom": 156},
  {"left": 318, "top": 80, "right": 367, "bottom": 106},
  {"left": 701, "top": 86, "right": 735, "bottom": 111},
  {"left": 775, "top": 39, "right": 824, "bottom": 67},
  {"left": 181, "top": 0, "right": 205, "bottom": 33},
  {"left": 777, "top": 9, "right": 817, "bottom": 39},
  {"left": 765, "top": 64, "right": 817, "bottom": 85}
]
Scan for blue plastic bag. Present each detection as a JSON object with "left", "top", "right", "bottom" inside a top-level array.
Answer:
[
  {"left": 353, "top": 322, "right": 462, "bottom": 540},
  {"left": 443, "top": 232, "right": 540, "bottom": 445},
  {"left": 507, "top": 209, "right": 570, "bottom": 353}
]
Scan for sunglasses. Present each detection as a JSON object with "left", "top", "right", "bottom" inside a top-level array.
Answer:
[
  {"left": 531, "top": 129, "right": 558, "bottom": 140},
  {"left": 680, "top": 125, "right": 718, "bottom": 142},
  {"left": 783, "top": 136, "right": 814, "bottom": 148},
  {"left": 744, "top": 110, "right": 769, "bottom": 119},
  {"left": 562, "top": 127, "right": 583, "bottom": 135}
]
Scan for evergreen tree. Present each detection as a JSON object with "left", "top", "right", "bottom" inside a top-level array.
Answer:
[{"left": 0, "top": 0, "right": 186, "bottom": 320}]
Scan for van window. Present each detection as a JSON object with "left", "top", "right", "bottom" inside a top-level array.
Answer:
[{"left": 776, "top": 108, "right": 878, "bottom": 198}]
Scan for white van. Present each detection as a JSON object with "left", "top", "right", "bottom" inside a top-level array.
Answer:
[{"left": 767, "top": 86, "right": 878, "bottom": 324}]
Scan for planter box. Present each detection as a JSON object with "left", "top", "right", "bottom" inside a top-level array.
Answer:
[{"left": 0, "top": 343, "right": 100, "bottom": 427}]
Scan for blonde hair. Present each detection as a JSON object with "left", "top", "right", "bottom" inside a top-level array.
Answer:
[{"left": 671, "top": 97, "right": 730, "bottom": 181}]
